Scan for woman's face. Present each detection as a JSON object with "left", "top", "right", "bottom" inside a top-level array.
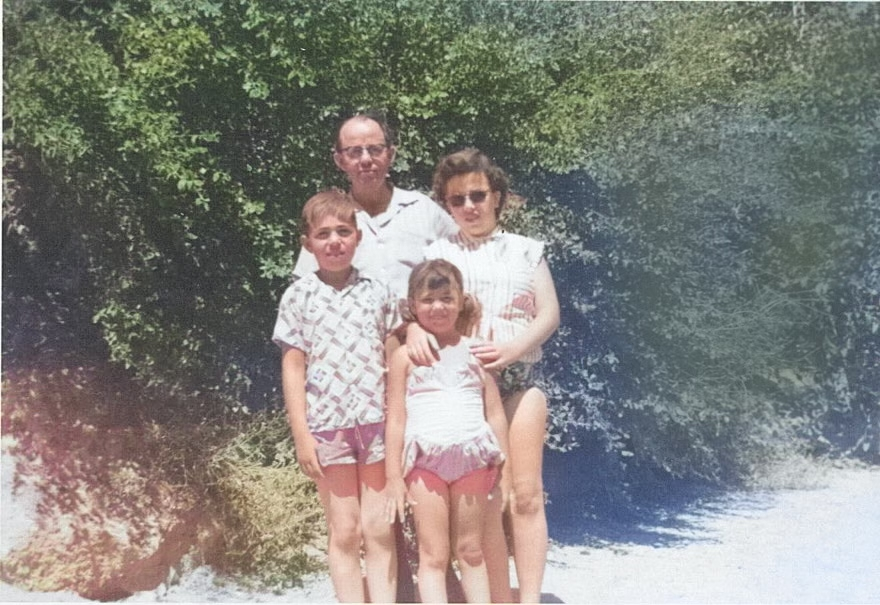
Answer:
[{"left": 443, "top": 172, "right": 500, "bottom": 238}]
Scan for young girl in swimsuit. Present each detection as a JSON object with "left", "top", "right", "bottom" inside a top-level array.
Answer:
[{"left": 385, "top": 259, "right": 510, "bottom": 603}]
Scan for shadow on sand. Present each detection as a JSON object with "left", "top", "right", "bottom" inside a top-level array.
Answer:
[{"left": 543, "top": 448, "right": 774, "bottom": 550}]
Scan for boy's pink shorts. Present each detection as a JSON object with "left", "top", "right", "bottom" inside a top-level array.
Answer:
[{"left": 312, "top": 421, "right": 385, "bottom": 466}]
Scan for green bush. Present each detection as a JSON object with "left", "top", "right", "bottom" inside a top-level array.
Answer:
[{"left": 4, "top": 0, "right": 878, "bottom": 501}]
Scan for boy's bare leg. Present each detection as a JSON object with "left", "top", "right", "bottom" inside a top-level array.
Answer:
[
  {"left": 317, "top": 465, "right": 366, "bottom": 603},
  {"left": 359, "top": 462, "right": 397, "bottom": 603}
]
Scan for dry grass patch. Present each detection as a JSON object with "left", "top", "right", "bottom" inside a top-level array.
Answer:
[
  {"left": 0, "top": 361, "right": 323, "bottom": 597},
  {"left": 205, "top": 411, "right": 325, "bottom": 590}
]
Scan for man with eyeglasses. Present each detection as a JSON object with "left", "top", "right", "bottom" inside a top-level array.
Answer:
[{"left": 292, "top": 111, "right": 457, "bottom": 302}]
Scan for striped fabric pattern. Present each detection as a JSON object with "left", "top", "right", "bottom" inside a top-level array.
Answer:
[{"left": 425, "top": 229, "right": 545, "bottom": 364}]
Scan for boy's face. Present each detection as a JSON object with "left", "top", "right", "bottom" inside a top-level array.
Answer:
[{"left": 302, "top": 214, "right": 361, "bottom": 274}]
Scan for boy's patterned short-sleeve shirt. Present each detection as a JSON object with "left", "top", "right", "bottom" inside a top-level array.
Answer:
[{"left": 272, "top": 270, "right": 400, "bottom": 433}]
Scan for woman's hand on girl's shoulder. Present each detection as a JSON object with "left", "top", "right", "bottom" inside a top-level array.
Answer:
[
  {"left": 470, "top": 339, "right": 523, "bottom": 370},
  {"left": 470, "top": 340, "right": 501, "bottom": 366}
]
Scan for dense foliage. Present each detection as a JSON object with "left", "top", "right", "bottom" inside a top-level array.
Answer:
[{"left": 4, "top": 0, "right": 878, "bottom": 499}]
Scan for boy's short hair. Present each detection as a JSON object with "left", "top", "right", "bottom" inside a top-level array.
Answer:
[{"left": 301, "top": 189, "right": 358, "bottom": 236}]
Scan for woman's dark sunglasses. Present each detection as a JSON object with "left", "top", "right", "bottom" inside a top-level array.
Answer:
[{"left": 446, "top": 190, "right": 489, "bottom": 207}]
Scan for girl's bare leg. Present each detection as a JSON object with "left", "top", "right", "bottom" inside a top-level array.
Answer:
[
  {"left": 317, "top": 465, "right": 366, "bottom": 603},
  {"left": 450, "top": 474, "right": 491, "bottom": 604},
  {"left": 505, "top": 388, "right": 548, "bottom": 604},
  {"left": 359, "top": 461, "right": 397, "bottom": 603},
  {"left": 409, "top": 472, "right": 451, "bottom": 603}
]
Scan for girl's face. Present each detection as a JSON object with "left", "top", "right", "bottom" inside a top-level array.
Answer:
[
  {"left": 411, "top": 285, "right": 463, "bottom": 337},
  {"left": 443, "top": 171, "right": 501, "bottom": 238}
]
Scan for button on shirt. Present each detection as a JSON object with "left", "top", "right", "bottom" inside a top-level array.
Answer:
[
  {"left": 272, "top": 270, "right": 401, "bottom": 433},
  {"left": 292, "top": 187, "right": 457, "bottom": 301}
]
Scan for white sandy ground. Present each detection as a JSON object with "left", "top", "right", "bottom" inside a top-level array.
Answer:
[{"left": 2, "top": 439, "right": 879, "bottom": 604}]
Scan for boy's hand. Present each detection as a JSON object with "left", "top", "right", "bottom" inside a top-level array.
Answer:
[
  {"left": 406, "top": 322, "right": 440, "bottom": 366},
  {"left": 384, "top": 476, "right": 415, "bottom": 523},
  {"left": 294, "top": 433, "right": 324, "bottom": 480}
]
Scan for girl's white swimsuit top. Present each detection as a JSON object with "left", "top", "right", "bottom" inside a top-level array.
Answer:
[{"left": 402, "top": 337, "right": 504, "bottom": 482}]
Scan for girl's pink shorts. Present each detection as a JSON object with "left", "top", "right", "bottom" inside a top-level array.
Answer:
[{"left": 406, "top": 465, "right": 498, "bottom": 496}]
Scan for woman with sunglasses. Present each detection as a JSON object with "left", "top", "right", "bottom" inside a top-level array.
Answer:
[{"left": 409, "top": 148, "right": 561, "bottom": 603}]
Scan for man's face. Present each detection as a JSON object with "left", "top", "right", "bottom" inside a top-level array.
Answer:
[{"left": 333, "top": 118, "right": 396, "bottom": 189}]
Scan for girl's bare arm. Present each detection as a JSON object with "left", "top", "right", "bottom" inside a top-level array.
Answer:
[{"left": 384, "top": 347, "right": 413, "bottom": 523}]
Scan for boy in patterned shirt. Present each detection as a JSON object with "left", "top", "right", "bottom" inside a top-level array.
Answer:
[{"left": 272, "top": 189, "right": 401, "bottom": 602}]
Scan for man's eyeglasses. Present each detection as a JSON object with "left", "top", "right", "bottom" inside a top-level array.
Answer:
[
  {"left": 337, "top": 144, "right": 388, "bottom": 160},
  {"left": 446, "top": 190, "right": 490, "bottom": 207}
]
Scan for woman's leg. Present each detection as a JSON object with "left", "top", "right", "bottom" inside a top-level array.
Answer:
[
  {"left": 505, "top": 388, "right": 548, "bottom": 603},
  {"left": 408, "top": 469, "right": 452, "bottom": 603},
  {"left": 450, "top": 471, "right": 492, "bottom": 604},
  {"left": 316, "top": 464, "right": 365, "bottom": 603},
  {"left": 358, "top": 461, "right": 397, "bottom": 603}
]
